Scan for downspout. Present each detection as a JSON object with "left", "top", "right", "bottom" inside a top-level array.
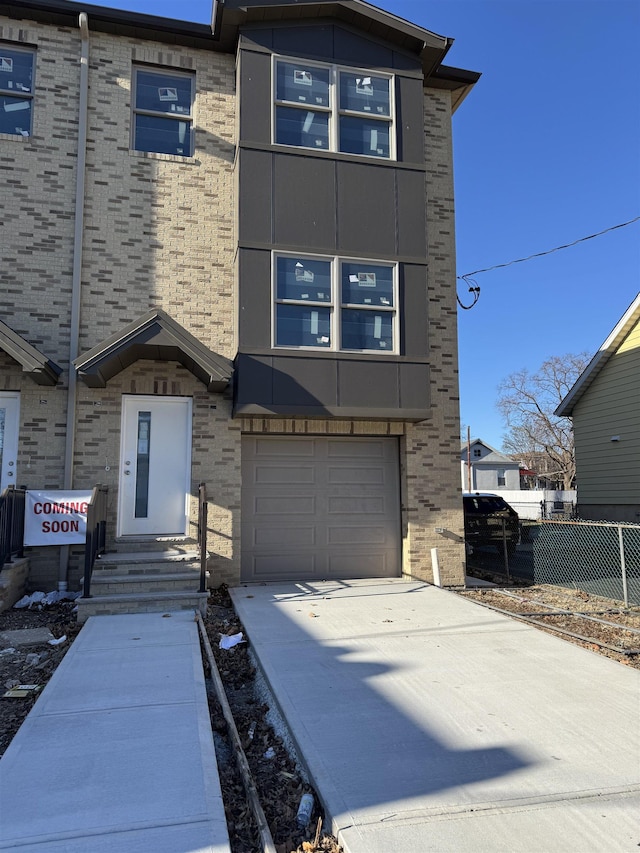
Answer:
[{"left": 58, "top": 12, "right": 89, "bottom": 591}]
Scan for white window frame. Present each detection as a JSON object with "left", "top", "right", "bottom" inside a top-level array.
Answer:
[
  {"left": 131, "top": 65, "right": 195, "bottom": 157},
  {"left": 0, "top": 44, "right": 35, "bottom": 138},
  {"left": 272, "top": 252, "right": 398, "bottom": 354},
  {"left": 272, "top": 56, "right": 395, "bottom": 160}
]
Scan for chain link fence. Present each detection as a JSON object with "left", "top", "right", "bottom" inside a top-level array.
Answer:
[{"left": 467, "top": 519, "right": 640, "bottom": 607}]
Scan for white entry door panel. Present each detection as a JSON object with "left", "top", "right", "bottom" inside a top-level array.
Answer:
[
  {"left": 118, "top": 396, "right": 192, "bottom": 537},
  {"left": 0, "top": 393, "right": 20, "bottom": 493}
]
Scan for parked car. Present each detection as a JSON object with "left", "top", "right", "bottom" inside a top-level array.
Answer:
[{"left": 463, "top": 492, "right": 520, "bottom": 555}]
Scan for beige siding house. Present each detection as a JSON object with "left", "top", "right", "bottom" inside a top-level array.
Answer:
[
  {"left": 556, "top": 293, "right": 640, "bottom": 522},
  {"left": 0, "top": 0, "right": 480, "bottom": 614}
]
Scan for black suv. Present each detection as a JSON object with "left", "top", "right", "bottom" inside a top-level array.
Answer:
[{"left": 463, "top": 493, "right": 520, "bottom": 555}]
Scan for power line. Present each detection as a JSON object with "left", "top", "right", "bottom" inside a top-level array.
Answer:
[{"left": 456, "top": 216, "right": 640, "bottom": 309}]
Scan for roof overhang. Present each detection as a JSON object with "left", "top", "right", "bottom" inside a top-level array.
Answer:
[
  {"left": 0, "top": 319, "right": 62, "bottom": 386},
  {"left": 428, "top": 63, "right": 481, "bottom": 113},
  {"left": 219, "top": 0, "right": 447, "bottom": 50},
  {"left": 219, "top": 0, "right": 480, "bottom": 88},
  {"left": 4, "top": 0, "right": 217, "bottom": 50},
  {"left": 74, "top": 309, "right": 233, "bottom": 392},
  {"left": 7, "top": 1, "right": 480, "bottom": 98},
  {"left": 555, "top": 292, "right": 640, "bottom": 417}
]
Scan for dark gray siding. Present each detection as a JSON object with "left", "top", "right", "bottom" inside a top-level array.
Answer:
[
  {"left": 238, "top": 150, "right": 272, "bottom": 245},
  {"left": 237, "top": 249, "right": 271, "bottom": 350},
  {"left": 335, "top": 163, "right": 396, "bottom": 256},
  {"left": 240, "top": 23, "right": 410, "bottom": 75},
  {"left": 238, "top": 49, "right": 271, "bottom": 144},
  {"left": 396, "top": 75, "right": 426, "bottom": 164},
  {"left": 235, "top": 352, "right": 430, "bottom": 420},
  {"left": 402, "top": 265, "right": 429, "bottom": 358},
  {"left": 396, "top": 172, "right": 427, "bottom": 258},
  {"left": 235, "top": 21, "right": 431, "bottom": 420},
  {"left": 273, "top": 155, "right": 337, "bottom": 249},
  {"left": 271, "top": 24, "right": 335, "bottom": 60},
  {"left": 238, "top": 149, "right": 427, "bottom": 259}
]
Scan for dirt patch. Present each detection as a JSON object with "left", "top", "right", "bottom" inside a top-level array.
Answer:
[
  {"left": 0, "top": 600, "right": 80, "bottom": 756},
  {"left": 460, "top": 583, "right": 640, "bottom": 667}
]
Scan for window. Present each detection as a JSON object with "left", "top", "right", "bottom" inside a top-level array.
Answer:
[
  {"left": 132, "top": 66, "right": 194, "bottom": 156},
  {"left": 473, "top": 448, "right": 482, "bottom": 458},
  {"left": 274, "top": 254, "right": 397, "bottom": 352},
  {"left": 274, "top": 58, "right": 393, "bottom": 159},
  {"left": 0, "top": 46, "right": 35, "bottom": 137},
  {"left": 497, "top": 469, "right": 506, "bottom": 487}
]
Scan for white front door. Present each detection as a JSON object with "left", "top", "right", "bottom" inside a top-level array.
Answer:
[
  {"left": 118, "top": 395, "right": 192, "bottom": 537},
  {"left": 0, "top": 392, "right": 20, "bottom": 493}
]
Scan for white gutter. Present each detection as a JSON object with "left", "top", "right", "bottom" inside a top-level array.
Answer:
[{"left": 59, "top": 12, "right": 89, "bottom": 591}]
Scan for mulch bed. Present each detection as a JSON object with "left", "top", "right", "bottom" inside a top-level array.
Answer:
[{"left": 203, "top": 585, "right": 342, "bottom": 853}]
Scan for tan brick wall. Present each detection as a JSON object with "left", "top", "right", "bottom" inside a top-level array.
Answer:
[
  {"left": 0, "top": 19, "right": 79, "bottom": 559},
  {"left": 401, "top": 87, "right": 465, "bottom": 586},
  {"left": 0, "top": 18, "right": 79, "bottom": 369},
  {"left": 0, "top": 14, "right": 237, "bottom": 589},
  {"left": 80, "top": 34, "right": 236, "bottom": 357}
]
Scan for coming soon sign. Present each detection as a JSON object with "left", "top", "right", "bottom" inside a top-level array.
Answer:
[{"left": 24, "top": 491, "right": 92, "bottom": 546}]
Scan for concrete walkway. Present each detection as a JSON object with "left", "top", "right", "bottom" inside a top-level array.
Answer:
[
  {"left": 231, "top": 579, "right": 640, "bottom": 853},
  {"left": 0, "top": 611, "right": 230, "bottom": 852}
]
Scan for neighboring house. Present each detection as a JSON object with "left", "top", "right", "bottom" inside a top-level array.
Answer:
[
  {"left": 461, "top": 441, "right": 576, "bottom": 519},
  {"left": 0, "top": 0, "right": 479, "bottom": 592},
  {"left": 461, "top": 439, "right": 521, "bottom": 492},
  {"left": 556, "top": 293, "right": 640, "bottom": 522},
  {"left": 507, "top": 453, "right": 566, "bottom": 490}
]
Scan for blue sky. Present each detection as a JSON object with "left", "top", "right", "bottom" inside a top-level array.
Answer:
[{"left": 97, "top": 0, "right": 639, "bottom": 448}]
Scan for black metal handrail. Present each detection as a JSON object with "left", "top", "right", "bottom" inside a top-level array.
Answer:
[
  {"left": 198, "top": 482, "right": 208, "bottom": 593},
  {"left": 83, "top": 485, "right": 108, "bottom": 598},
  {"left": 0, "top": 486, "right": 26, "bottom": 571}
]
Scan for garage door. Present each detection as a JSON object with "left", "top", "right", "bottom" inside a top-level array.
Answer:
[{"left": 241, "top": 436, "right": 401, "bottom": 582}]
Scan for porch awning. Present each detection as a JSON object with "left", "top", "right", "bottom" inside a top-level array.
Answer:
[
  {"left": 74, "top": 309, "right": 233, "bottom": 392},
  {"left": 520, "top": 468, "right": 538, "bottom": 478},
  {"left": 0, "top": 318, "right": 62, "bottom": 386}
]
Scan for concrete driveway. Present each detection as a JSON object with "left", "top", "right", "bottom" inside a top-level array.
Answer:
[{"left": 231, "top": 579, "right": 640, "bottom": 853}]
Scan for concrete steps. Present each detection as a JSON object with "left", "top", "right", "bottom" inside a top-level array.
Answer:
[{"left": 77, "top": 541, "right": 209, "bottom": 622}]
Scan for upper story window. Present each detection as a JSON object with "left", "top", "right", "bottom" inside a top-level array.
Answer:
[
  {"left": 0, "top": 46, "right": 35, "bottom": 137},
  {"left": 274, "top": 253, "right": 397, "bottom": 353},
  {"left": 274, "top": 58, "right": 394, "bottom": 159},
  {"left": 132, "top": 66, "right": 194, "bottom": 156}
]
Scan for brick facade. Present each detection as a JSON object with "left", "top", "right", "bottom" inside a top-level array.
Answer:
[{"left": 1, "top": 2, "right": 474, "bottom": 591}]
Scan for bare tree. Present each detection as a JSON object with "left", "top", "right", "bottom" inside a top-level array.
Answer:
[{"left": 497, "top": 353, "right": 590, "bottom": 490}]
